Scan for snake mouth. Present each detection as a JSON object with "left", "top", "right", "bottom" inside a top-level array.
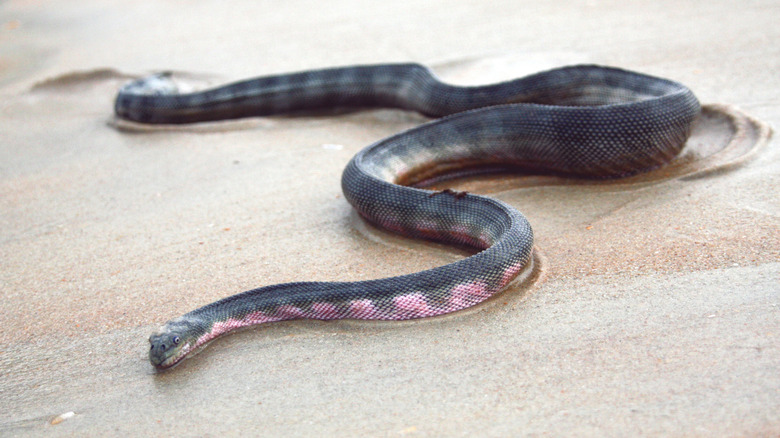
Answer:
[
  {"left": 154, "top": 360, "right": 177, "bottom": 370},
  {"left": 152, "top": 352, "right": 185, "bottom": 370}
]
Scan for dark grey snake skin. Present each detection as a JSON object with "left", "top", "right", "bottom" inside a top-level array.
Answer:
[{"left": 114, "top": 64, "right": 700, "bottom": 369}]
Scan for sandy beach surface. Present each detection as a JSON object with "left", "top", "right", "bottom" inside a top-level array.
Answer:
[{"left": 1, "top": 0, "right": 778, "bottom": 435}]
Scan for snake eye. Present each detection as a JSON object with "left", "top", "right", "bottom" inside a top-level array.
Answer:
[{"left": 173, "top": 336, "right": 180, "bottom": 345}]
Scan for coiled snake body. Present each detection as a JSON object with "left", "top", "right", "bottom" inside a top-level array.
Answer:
[{"left": 114, "top": 64, "right": 700, "bottom": 369}]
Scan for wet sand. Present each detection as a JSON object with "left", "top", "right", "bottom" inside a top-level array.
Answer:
[{"left": 1, "top": 0, "right": 778, "bottom": 435}]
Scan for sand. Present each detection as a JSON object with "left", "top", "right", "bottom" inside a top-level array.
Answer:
[{"left": 1, "top": 0, "right": 778, "bottom": 435}]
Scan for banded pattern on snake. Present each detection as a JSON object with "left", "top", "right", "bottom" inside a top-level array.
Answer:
[{"left": 114, "top": 64, "right": 700, "bottom": 369}]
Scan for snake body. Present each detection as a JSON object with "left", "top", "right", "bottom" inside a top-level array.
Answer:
[{"left": 115, "top": 64, "right": 700, "bottom": 369}]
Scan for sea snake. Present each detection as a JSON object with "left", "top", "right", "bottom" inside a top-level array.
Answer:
[{"left": 114, "top": 63, "right": 700, "bottom": 369}]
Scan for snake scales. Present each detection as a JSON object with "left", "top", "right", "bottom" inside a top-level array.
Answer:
[{"left": 114, "top": 63, "right": 700, "bottom": 369}]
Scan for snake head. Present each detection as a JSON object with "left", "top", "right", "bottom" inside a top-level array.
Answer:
[{"left": 148, "top": 317, "right": 198, "bottom": 370}]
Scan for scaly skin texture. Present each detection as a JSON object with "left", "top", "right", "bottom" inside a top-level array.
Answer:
[{"left": 115, "top": 64, "right": 700, "bottom": 369}]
